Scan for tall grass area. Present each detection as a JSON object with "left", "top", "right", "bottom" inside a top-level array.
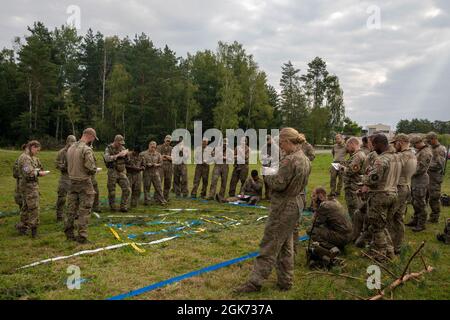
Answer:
[{"left": 0, "top": 149, "right": 448, "bottom": 300}]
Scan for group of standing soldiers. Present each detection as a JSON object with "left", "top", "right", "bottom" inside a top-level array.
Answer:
[{"left": 328, "top": 131, "right": 448, "bottom": 262}]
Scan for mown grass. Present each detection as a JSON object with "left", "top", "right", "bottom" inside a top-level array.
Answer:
[{"left": 0, "top": 149, "right": 448, "bottom": 300}]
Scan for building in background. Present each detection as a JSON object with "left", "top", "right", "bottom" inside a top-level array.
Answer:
[{"left": 364, "top": 123, "right": 393, "bottom": 137}]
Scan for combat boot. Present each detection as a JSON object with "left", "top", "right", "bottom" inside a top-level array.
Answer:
[
  {"left": 233, "top": 282, "right": 261, "bottom": 294},
  {"left": 76, "top": 236, "right": 91, "bottom": 244},
  {"left": 31, "top": 227, "right": 38, "bottom": 239},
  {"left": 437, "top": 233, "right": 449, "bottom": 244},
  {"left": 412, "top": 225, "right": 426, "bottom": 232},
  {"left": 120, "top": 207, "right": 128, "bottom": 213},
  {"left": 427, "top": 217, "right": 439, "bottom": 224},
  {"left": 405, "top": 218, "right": 418, "bottom": 227},
  {"left": 276, "top": 283, "right": 292, "bottom": 291},
  {"left": 16, "top": 224, "right": 28, "bottom": 236}
]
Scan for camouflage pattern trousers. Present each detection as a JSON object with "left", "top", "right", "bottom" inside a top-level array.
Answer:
[
  {"left": 143, "top": 171, "right": 165, "bottom": 204},
  {"left": 311, "top": 225, "right": 351, "bottom": 249},
  {"left": 160, "top": 162, "right": 173, "bottom": 200},
  {"left": 367, "top": 192, "right": 396, "bottom": 258},
  {"left": 65, "top": 179, "right": 95, "bottom": 240},
  {"left": 228, "top": 164, "right": 249, "bottom": 197},
  {"left": 14, "top": 178, "right": 23, "bottom": 211},
  {"left": 191, "top": 164, "right": 209, "bottom": 198},
  {"left": 92, "top": 176, "right": 100, "bottom": 211},
  {"left": 329, "top": 165, "right": 343, "bottom": 195},
  {"left": 344, "top": 187, "right": 362, "bottom": 241},
  {"left": 56, "top": 174, "right": 71, "bottom": 219},
  {"left": 173, "top": 164, "right": 188, "bottom": 197},
  {"left": 263, "top": 175, "right": 271, "bottom": 200},
  {"left": 249, "top": 198, "right": 301, "bottom": 288},
  {"left": 388, "top": 185, "right": 410, "bottom": 252},
  {"left": 17, "top": 181, "right": 40, "bottom": 231},
  {"left": 428, "top": 171, "right": 443, "bottom": 221},
  {"left": 127, "top": 172, "right": 142, "bottom": 207},
  {"left": 107, "top": 169, "right": 131, "bottom": 210},
  {"left": 208, "top": 164, "right": 229, "bottom": 199},
  {"left": 411, "top": 184, "right": 428, "bottom": 227}
]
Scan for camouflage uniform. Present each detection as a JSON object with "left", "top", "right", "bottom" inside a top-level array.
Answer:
[
  {"left": 301, "top": 142, "right": 316, "bottom": 162},
  {"left": 410, "top": 145, "right": 433, "bottom": 229},
  {"left": 172, "top": 144, "right": 189, "bottom": 197},
  {"left": 157, "top": 143, "right": 173, "bottom": 200},
  {"left": 308, "top": 199, "right": 352, "bottom": 267},
  {"left": 389, "top": 147, "right": 416, "bottom": 253},
  {"left": 428, "top": 143, "right": 446, "bottom": 222},
  {"left": 229, "top": 144, "right": 250, "bottom": 197},
  {"left": 104, "top": 143, "right": 131, "bottom": 210},
  {"left": 208, "top": 146, "right": 234, "bottom": 200},
  {"left": 65, "top": 140, "right": 97, "bottom": 241},
  {"left": 363, "top": 150, "right": 401, "bottom": 260},
  {"left": 126, "top": 152, "right": 143, "bottom": 208},
  {"left": 246, "top": 146, "right": 311, "bottom": 289},
  {"left": 91, "top": 151, "right": 100, "bottom": 212},
  {"left": 361, "top": 146, "right": 371, "bottom": 156},
  {"left": 261, "top": 141, "right": 279, "bottom": 200},
  {"left": 140, "top": 149, "right": 166, "bottom": 204},
  {"left": 330, "top": 142, "right": 346, "bottom": 195},
  {"left": 342, "top": 149, "right": 366, "bottom": 241},
  {"left": 191, "top": 145, "right": 211, "bottom": 198},
  {"left": 226, "top": 176, "right": 263, "bottom": 205},
  {"left": 16, "top": 150, "right": 43, "bottom": 234},
  {"left": 55, "top": 136, "right": 76, "bottom": 220}
]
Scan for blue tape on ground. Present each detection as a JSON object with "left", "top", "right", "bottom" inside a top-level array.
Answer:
[{"left": 106, "top": 235, "right": 309, "bottom": 300}]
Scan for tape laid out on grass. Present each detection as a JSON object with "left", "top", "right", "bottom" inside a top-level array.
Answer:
[
  {"left": 17, "top": 236, "right": 178, "bottom": 270},
  {"left": 107, "top": 235, "right": 310, "bottom": 300}
]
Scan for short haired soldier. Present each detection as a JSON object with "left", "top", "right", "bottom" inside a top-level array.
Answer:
[
  {"left": 65, "top": 128, "right": 98, "bottom": 243},
  {"left": 207, "top": 138, "right": 234, "bottom": 201},
  {"left": 140, "top": 141, "right": 166, "bottom": 205},
  {"left": 425, "top": 132, "right": 447, "bottom": 223},
  {"left": 104, "top": 135, "right": 131, "bottom": 212},
  {"left": 406, "top": 135, "right": 433, "bottom": 232},
  {"left": 55, "top": 135, "right": 77, "bottom": 222},
  {"left": 361, "top": 136, "right": 370, "bottom": 155},
  {"left": 389, "top": 134, "right": 416, "bottom": 254},
  {"left": 16, "top": 141, "right": 48, "bottom": 238},
  {"left": 157, "top": 135, "right": 173, "bottom": 200}
]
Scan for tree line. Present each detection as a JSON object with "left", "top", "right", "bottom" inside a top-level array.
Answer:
[{"left": 0, "top": 22, "right": 347, "bottom": 148}]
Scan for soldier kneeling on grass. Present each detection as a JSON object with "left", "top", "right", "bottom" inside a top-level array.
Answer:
[{"left": 307, "top": 187, "right": 352, "bottom": 269}]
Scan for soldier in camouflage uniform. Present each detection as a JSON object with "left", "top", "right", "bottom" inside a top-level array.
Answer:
[
  {"left": 389, "top": 134, "right": 417, "bottom": 254},
  {"left": 341, "top": 137, "right": 366, "bottom": 241},
  {"left": 172, "top": 137, "right": 190, "bottom": 198},
  {"left": 191, "top": 138, "right": 211, "bottom": 198},
  {"left": 65, "top": 128, "right": 98, "bottom": 243},
  {"left": 234, "top": 128, "right": 311, "bottom": 293},
  {"left": 13, "top": 144, "right": 26, "bottom": 213},
  {"left": 55, "top": 135, "right": 77, "bottom": 221},
  {"left": 406, "top": 136, "right": 433, "bottom": 232},
  {"left": 90, "top": 144, "right": 101, "bottom": 213},
  {"left": 229, "top": 137, "right": 250, "bottom": 197},
  {"left": 126, "top": 145, "right": 144, "bottom": 208},
  {"left": 157, "top": 135, "right": 173, "bottom": 200},
  {"left": 361, "top": 134, "right": 401, "bottom": 261},
  {"left": 104, "top": 135, "right": 131, "bottom": 212},
  {"left": 140, "top": 141, "right": 166, "bottom": 205},
  {"left": 222, "top": 170, "right": 263, "bottom": 205},
  {"left": 330, "top": 134, "right": 346, "bottom": 196},
  {"left": 15, "top": 141, "right": 47, "bottom": 238},
  {"left": 437, "top": 218, "right": 450, "bottom": 244},
  {"left": 425, "top": 132, "right": 447, "bottom": 223},
  {"left": 307, "top": 187, "right": 352, "bottom": 269},
  {"left": 361, "top": 136, "right": 370, "bottom": 155},
  {"left": 301, "top": 140, "right": 316, "bottom": 162},
  {"left": 207, "top": 138, "right": 234, "bottom": 201}
]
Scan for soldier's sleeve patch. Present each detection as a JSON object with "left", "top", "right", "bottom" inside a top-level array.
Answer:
[
  {"left": 352, "top": 164, "right": 360, "bottom": 172},
  {"left": 23, "top": 165, "right": 30, "bottom": 173}
]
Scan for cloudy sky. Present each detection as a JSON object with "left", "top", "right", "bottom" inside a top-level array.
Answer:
[{"left": 1, "top": 0, "right": 449, "bottom": 128}]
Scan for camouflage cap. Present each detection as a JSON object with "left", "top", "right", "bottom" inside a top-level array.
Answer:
[
  {"left": 66, "top": 135, "right": 77, "bottom": 144},
  {"left": 425, "top": 131, "right": 438, "bottom": 141},
  {"left": 83, "top": 128, "right": 98, "bottom": 140},
  {"left": 410, "top": 135, "right": 423, "bottom": 145},
  {"left": 114, "top": 134, "right": 125, "bottom": 145},
  {"left": 390, "top": 133, "right": 409, "bottom": 144}
]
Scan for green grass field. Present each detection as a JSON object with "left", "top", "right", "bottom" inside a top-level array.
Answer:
[{"left": 0, "top": 149, "right": 448, "bottom": 300}]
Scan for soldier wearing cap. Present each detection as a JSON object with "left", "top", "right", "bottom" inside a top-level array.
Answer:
[
  {"left": 55, "top": 135, "right": 77, "bottom": 222},
  {"left": 140, "top": 141, "right": 166, "bottom": 205},
  {"left": 65, "top": 128, "right": 98, "bottom": 243},
  {"left": 425, "top": 132, "right": 447, "bottom": 223},
  {"left": 157, "top": 135, "right": 173, "bottom": 200},
  {"left": 406, "top": 135, "right": 433, "bottom": 232},
  {"left": 390, "top": 133, "right": 416, "bottom": 253},
  {"left": 207, "top": 138, "right": 234, "bottom": 201},
  {"left": 191, "top": 138, "right": 211, "bottom": 198},
  {"left": 103, "top": 134, "right": 131, "bottom": 212}
]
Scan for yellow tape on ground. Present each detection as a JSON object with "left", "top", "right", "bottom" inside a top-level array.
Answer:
[
  {"left": 109, "top": 226, "right": 146, "bottom": 254},
  {"left": 201, "top": 217, "right": 223, "bottom": 226}
]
